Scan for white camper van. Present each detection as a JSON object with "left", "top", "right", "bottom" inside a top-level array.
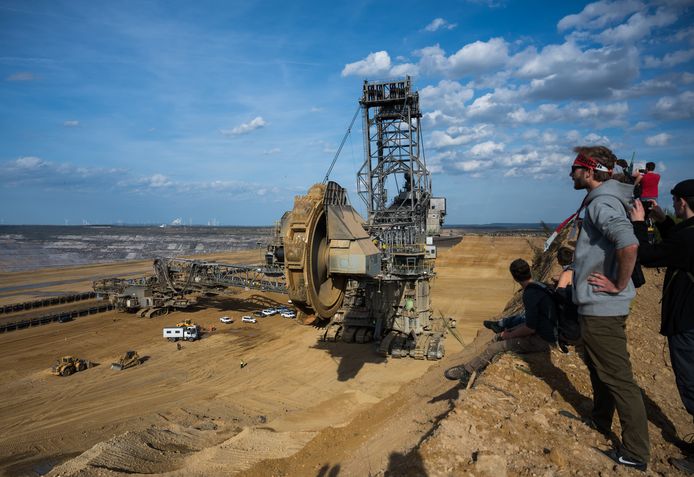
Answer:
[{"left": 163, "top": 325, "right": 199, "bottom": 342}]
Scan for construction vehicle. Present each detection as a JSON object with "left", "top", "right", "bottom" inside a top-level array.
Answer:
[
  {"left": 111, "top": 351, "right": 141, "bottom": 370},
  {"left": 163, "top": 325, "right": 199, "bottom": 341},
  {"left": 94, "top": 77, "right": 447, "bottom": 359},
  {"left": 93, "top": 259, "right": 285, "bottom": 317},
  {"left": 175, "top": 319, "right": 197, "bottom": 328},
  {"left": 51, "top": 356, "right": 92, "bottom": 376},
  {"left": 278, "top": 77, "right": 447, "bottom": 359}
]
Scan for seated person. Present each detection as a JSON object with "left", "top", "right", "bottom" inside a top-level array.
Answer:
[
  {"left": 445, "top": 258, "right": 557, "bottom": 383},
  {"left": 483, "top": 312, "right": 525, "bottom": 334},
  {"left": 483, "top": 246, "right": 573, "bottom": 334}
]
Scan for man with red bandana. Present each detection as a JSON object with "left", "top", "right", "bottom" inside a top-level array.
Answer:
[{"left": 569, "top": 146, "right": 650, "bottom": 472}]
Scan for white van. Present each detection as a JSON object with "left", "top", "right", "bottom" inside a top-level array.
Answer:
[
  {"left": 241, "top": 316, "right": 257, "bottom": 324},
  {"left": 163, "top": 325, "right": 199, "bottom": 341}
]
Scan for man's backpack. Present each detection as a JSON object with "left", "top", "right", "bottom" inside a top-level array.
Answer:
[{"left": 526, "top": 282, "right": 581, "bottom": 346}]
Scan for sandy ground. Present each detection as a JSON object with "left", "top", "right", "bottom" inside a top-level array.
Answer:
[{"left": 0, "top": 236, "right": 534, "bottom": 476}]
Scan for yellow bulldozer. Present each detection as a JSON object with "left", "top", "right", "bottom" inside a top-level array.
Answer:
[
  {"left": 111, "top": 350, "right": 142, "bottom": 371},
  {"left": 51, "top": 356, "right": 92, "bottom": 377}
]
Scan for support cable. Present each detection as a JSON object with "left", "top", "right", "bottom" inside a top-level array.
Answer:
[{"left": 323, "top": 105, "right": 362, "bottom": 183}]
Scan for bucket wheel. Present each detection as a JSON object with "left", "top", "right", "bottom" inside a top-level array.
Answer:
[{"left": 285, "top": 183, "right": 347, "bottom": 322}]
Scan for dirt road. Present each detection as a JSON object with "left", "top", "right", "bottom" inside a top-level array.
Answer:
[{"left": 0, "top": 236, "right": 533, "bottom": 476}]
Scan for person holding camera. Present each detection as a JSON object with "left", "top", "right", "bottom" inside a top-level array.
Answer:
[
  {"left": 635, "top": 162, "right": 661, "bottom": 202},
  {"left": 630, "top": 179, "right": 694, "bottom": 474}
]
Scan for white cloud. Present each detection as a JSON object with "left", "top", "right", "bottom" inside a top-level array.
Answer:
[
  {"left": 643, "top": 48, "right": 694, "bottom": 68},
  {"left": 557, "top": 0, "right": 644, "bottom": 31},
  {"left": 583, "top": 132, "right": 612, "bottom": 144},
  {"left": 63, "top": 120, "right": 79, "bottom": 127},
  {"left": 598, "top": 8, "right": 677, "bottom": 44},
  {"left": 447, "top": 38, "right": 510, "bottom": 76},
  {"left": 263, "top": 148, "right": 280, "bottom": 155},
  {"left": 465, "top": 0, "right": 507, "bottom": 8},
  {"left": 507, "top": 101, "right": 628, "bottom": 125},
  {"left": 631, "top": 121, "right": 654, "bottom": 131},
  {"left": 576, "top": 101, "right": 629, "bottom": 119},
  {"left": 14, "top": 156, "right": 46, "bottom": 169},
  {"left": 428, "top": 124, "right": 493, "bottom": 148},
  {"left": 514, "top": 41, "right": 639, "bottom": 100},
  {"left": 541, "top": 131, "right": 558, "bottom": 144},
  {"left": 654, "top": 91, "right": 694, "bottom": 118},
  {"left": 6, "top": 71, "right": 36, "bottom": 81},
  {"left": 341, "top": 51, "right": 391, "bottom": 77},
  {"left": 220, "top": 116, "right": 267, "bottom": 136},
  {"left": 147, "top": 174, "right": 172, "bottom": 188},
  {"left": 1, "top": 156, "right": 126, "bottom": 190},
  {"left": 390, "top": 62, "right": 419, "bottom": 77},
  {"left": 469, "top": 140, "right": 505, "bottom": 157},
  {"left": 424, "top": 18, "right": 457, "bottom": 32},
  {"left": 453, "top": 159, "right": 488, "bottom": 172},
  {"left": 419, "top": 79, "right": 475, "bottom": 113},
  {"left": 508, "top": 104, "right": 561, "bottom": 124},
  {"left": 645, "top": 132, "right": 672, "bottom": 146},
  {"left": 413, "top": 38, "right": 510, "bottom": 77},
  {"left": 566, "top": 130, "right": 582, "bottom": 142},
  {"left": 611, "top": 78, "right": 676, "bottom": 99}
]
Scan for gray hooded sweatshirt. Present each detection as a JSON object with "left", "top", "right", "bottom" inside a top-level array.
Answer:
[{"left": 573, "top": 179, "right": 638, "bottom": 316}]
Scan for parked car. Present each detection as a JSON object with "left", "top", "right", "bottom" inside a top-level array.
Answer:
[
  {"left": 241, "top": 316, "right": 257, "bottom": 323},
  {"left": 253, "top": 311, "right": 264, "bottom": 317},
  {"left": 281, "top": 311, "right": 296, "bottom": 319},
  {"left": 219, "top": 316, "right": 233, "bottom": 324},
  {"left": 261, "top": 309, "right": 276, "bottom": 317}
]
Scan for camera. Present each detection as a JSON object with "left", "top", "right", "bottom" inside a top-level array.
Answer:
[{"left": 640, "top": 199, "right": 654, "bottom": 215}]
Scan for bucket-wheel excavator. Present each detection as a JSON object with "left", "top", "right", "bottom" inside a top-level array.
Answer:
[
  {"left": 273, "top": 77, "right": 447, "bottom": 359},
  {"left": 94, "top": 77, "right": 446, "bottom": 359}
]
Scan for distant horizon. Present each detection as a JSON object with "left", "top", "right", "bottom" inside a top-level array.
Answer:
[{"left": 0, "top": 222, "right": 557, "bottom": 228}]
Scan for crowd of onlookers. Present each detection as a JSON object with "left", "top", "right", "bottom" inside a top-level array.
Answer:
[{"left": 444, "top": 145, "right": 694, "bottom": 474}]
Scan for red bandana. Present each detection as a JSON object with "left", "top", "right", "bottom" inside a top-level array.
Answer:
[{"left": 572, "top": 154, "right": 612, "bottom": 174}]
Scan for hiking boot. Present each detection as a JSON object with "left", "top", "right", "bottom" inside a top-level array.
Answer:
[
  {"left": 671, "top": 456, "right": 694, "bottom": 474},
  {"left": 444, "top": 365, "right": 470, "bottom": 383},
  {"left": 483, "top": 320, "right": 503, "bottom": 333},
  {"left": 601, "top": 449, "right": 647, "bottom": 472}
]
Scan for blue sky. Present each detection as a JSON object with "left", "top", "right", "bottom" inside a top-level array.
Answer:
[{"left": 1, "top": 0, "right": 693, "bottom": 225}]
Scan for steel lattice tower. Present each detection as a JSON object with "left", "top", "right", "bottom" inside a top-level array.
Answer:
[{"left": 357, "top": 77, "right": 432, "bottom": 254}]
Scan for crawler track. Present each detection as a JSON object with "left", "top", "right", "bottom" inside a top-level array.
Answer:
[
  {"left": 0, "top": 302, "right": 114, "bottom": 333},
  {"left": 0, "top": 291, "right": 97, "bottom": 314}
]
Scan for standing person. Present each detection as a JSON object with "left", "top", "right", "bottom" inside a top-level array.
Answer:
[
  {"left": 637, "top": 162, "right": 661, "bottom": 202},
  {"left": 630, "top": 179, "right": 694, "bottom": 474},
  {"left": 569, "top": 146, "right": 650, "bottom": 471},
  {"left": 444, "top": 259, "right": 557, "bottom": 383}
]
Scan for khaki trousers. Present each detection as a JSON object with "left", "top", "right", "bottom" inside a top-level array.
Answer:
[
  {"left": 464, "top": 334, "right": 551, "bottom": 373},
  {"left": 580, "top": 314, "right": 650, "bottom": 462}
]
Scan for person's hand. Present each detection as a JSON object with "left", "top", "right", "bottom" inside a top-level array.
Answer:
[
  {"left": 630, "top": 199, "right": 645, "bottom": 222},
  {"left": 587, "top": 272, "right": 621, "bottom": 293},
  {"left": 649, "top": 200, "right": 667, "bottom": 223}
]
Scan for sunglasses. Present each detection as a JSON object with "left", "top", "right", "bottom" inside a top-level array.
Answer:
[{"left": 571, "top": 165, "right": 589, "bottom": 173}]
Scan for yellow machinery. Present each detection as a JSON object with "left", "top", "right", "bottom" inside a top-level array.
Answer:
[
  {"left": 111, "top": 350, "right": 141, "bottom": 371},
  {"left": 51, "top": 356, "right": 91, "bottom": 376}
]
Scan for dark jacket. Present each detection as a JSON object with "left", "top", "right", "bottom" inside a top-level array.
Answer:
[
  {"left": 523, "top": 283, "right": 558, "bottom": 343},
  {"left": 634, "top": 216, "right": 694, "bottom": 336}
]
